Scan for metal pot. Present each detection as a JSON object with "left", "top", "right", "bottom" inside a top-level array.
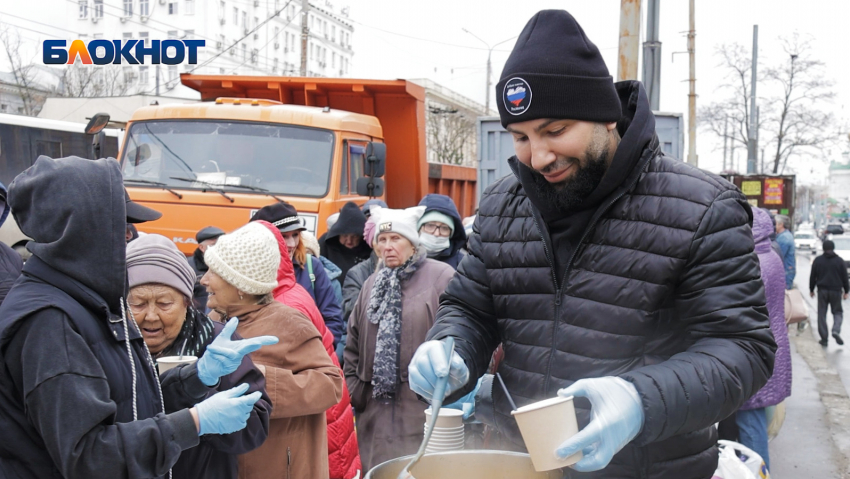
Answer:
[{"left": 364, "top": 450, "right": 563, "bottom": 479}]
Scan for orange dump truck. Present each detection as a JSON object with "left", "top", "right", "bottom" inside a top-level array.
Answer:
[{"left": 120, "top": 75, "right": 477, "bottom": 254}]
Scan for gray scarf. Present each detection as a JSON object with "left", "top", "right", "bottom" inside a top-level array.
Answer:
[{"left": 367, "top": 249, "right": 426, "bottom": 398}]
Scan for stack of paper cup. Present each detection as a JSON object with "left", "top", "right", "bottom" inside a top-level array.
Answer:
[{"left": 424, "top": 408, "right": 465, "bottom": 453}]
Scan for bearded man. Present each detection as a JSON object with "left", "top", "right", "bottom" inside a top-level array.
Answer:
[{"left": 408, "top": 9, "right": 776, "bottom": 479}]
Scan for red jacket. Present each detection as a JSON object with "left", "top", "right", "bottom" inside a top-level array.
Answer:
[{"left": 258, "top": 221, "right": 362, "bottom": 479}]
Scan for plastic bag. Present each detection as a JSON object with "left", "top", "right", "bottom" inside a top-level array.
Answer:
[{"left": 713, "top": 440, "right": 769, "bottom": 479}]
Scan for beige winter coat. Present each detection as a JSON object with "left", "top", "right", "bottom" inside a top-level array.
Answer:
[{"left": 232, "top": 301, "right": 343, "bottom": 479}]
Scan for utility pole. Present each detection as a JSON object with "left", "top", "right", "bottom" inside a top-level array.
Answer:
[
  {"left": 617, "top": 0, "right": 641, "bottom": 81},
  {"left": 722, "top": 116, "right": 728, "bottom": 171},
  {"left": 642, "top": 0, "right": 661, "bottom": 110},
  {"left": 747, "top": 25, "right": 759, "bottom": 174},
  {"left": 687, "top": 0, "right": 697, "bottom": 166},
  {"left": 300, "top": 0, "right": 309, "bottom": 76},
  {"left": 462, "top": 29, "right": 515, "bottom": 115}
]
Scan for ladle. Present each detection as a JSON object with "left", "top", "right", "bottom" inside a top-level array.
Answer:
[{"left": 397, "top": 337, "right": 456, "bottom": 479}]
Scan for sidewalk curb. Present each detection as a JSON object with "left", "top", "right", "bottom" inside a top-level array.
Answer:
[{"left": 793, "top": 292, "right": 850, "bottom": 477}]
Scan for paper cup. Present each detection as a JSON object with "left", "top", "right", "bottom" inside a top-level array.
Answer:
[
  {"left": 424, "top": 408, "right": 464, "bottom": 428},
  {"left": 156, "top": 355, "right": 198, "bottom": 373},
  {"left": 511, "top": 396, "right": 582, "bottom": 471}
]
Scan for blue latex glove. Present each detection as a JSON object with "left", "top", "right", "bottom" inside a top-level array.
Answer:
[
  {"left": 197, "top": 317, "right": 279, "bottom": 386},
  {"left": 444, "top": 375, "right": 484, "bottom": 419},
  {"left": 555, "top": 377, "right": 645, "bottom": 472},
  {"left": 195, "top": 383, "right": 262, "bottom": 435},
  {"left": 408, "top": 339, "right": 470, "bottom": 402}
]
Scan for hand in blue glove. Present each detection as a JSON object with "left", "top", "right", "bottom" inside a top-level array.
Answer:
[
  {"left": 443, "top": 375, "right": 484, "bottom": 419},
  {"left": 197, "top": 317, "right": 279, "bottom": 386},
  {"left": 554, "top": 377, "right": 644, "bottom": 472},
  {"left": 408, "top": 339, "right": 469, "bottom": 402},
  {"left": 195, "top": 383, "right": 262, "bottom": 435}
]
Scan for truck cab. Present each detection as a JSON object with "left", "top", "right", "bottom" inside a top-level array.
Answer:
[{"left": 122, "top": 76, "right": 436, "bottom": 255}]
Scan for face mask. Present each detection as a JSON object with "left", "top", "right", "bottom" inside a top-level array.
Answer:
[{"left": 419, "top": 232, "right": 450, "bottom": 256}]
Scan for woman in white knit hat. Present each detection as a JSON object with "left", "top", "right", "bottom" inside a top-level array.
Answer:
[
  {"left": 201, "top": 222, "right": 344, "bottom": 479},
  {"left": 343, "top": 206, "right": 457, "bottom": 471}
]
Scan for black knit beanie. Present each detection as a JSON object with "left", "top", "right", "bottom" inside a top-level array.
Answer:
[{"left": 497, "top": 10, "right": 622, "bottom": 127}]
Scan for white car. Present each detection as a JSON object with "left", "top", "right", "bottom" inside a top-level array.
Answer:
[{"left": 794, "top": 231, "right": 820, "bottom": 254}]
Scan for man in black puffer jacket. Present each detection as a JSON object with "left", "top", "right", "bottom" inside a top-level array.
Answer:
[{"left": 409, "top": 10, "right": 776, "bottom": 479}]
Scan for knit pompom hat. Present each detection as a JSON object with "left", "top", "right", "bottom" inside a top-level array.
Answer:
[{"left": 204, "top": 222, "right": 280, "bottom": 295}]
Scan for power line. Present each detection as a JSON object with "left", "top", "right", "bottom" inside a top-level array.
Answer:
[
  {"left": 227, "top": 7, "right": 299, "bottom": 74},
  {"left": 0, "top": 11, "right": 81, "bottom": 35},
  {"left": 349, "top": 19, "right": 514, "bottom": 53}
]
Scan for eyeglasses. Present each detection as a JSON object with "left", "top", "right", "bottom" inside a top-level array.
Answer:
[{"left": 421, "top": 222, "right": 452, "bottom": 236}]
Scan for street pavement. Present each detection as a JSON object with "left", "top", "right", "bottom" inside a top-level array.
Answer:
[{"left": 768, "top": 251, "right": 850, "bottom": 478}]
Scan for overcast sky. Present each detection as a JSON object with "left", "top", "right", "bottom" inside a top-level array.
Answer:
[{"left": 345, "top": 0, "right": 850, "bottom": 185}]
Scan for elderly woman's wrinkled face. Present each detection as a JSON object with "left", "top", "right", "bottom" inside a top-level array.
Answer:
[
  {"left": 128, "top": 284, "right": 188, "bottom": 355},
  {"left": 378, "top": 232, "right": 415, "bottom": 268},
  {"left": 200, "top": 269, "right": 244, "bottom": 313}
]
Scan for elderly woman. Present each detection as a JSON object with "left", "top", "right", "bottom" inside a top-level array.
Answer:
[
  {"left": 126, "top": 234, "right": 274, "bottom": 479},
  {"left": 251, "top": 201, "right": 345, "bottom": 346},
  {"left": 200, "top": 222, "right": 343, "bottom": 479},
  {"left": 344, "top": 206, "right": 456, "bottom": 471}
]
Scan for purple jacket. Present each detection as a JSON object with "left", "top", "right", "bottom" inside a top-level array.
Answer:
[{"left": 742, "top": 208, "right": 792, "bottom": 409}]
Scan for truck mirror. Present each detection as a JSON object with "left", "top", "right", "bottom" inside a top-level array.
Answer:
[
  {"left": 91, "top": 131, "right": 106, "bottom": 159},
  {"left": 365, "top": 142, "right": 386, "bottom": 177},
  {"left": 356, "top": 177, "right": 385, "bottom": 198},
  {"left": 84, "top": 113, "right": 110, "bottom": 135}
]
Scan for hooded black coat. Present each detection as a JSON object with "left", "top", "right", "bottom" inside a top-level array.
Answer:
[
  {"left": 320, "top": 201, "right": 372, "bottom": 282},
  {"left": 0, "top": 156, "right": 199, "bottom": 479},
  {"left": 427, "top": 82, "right": 776, "bottom": 479},
  {"left": 418, "top": 194, "right": 468, "bottom": 269}
]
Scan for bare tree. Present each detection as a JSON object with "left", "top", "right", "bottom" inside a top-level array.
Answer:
[
  {"left": 764, "top": 34, "right": 835, "bottom": 174},
  {"left": 700, "top": 35, "right": 837, "bottom": 174},
  {"left": 55, "top": 62, "right": 133, "bottom": 97},
  {"left": 0, "top": 26, "right": 46, "bottom": 116},
  {"left": 426, "top": 101, "right": 476, "bottom": 166}
]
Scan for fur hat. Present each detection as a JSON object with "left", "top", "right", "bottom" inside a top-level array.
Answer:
[
  {"left": 204, "top": 222, "right": 280, "bottom": 295},
  {"left": 301, "top": 231, "right": 321, "bottom": 257},
  {"left": 370, "top": 206, "right": 427, "bottom": 248}
]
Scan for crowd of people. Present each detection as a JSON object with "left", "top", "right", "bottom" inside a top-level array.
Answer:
[{"left": 0, "top": 8, "right": 803, "bottom": 479}]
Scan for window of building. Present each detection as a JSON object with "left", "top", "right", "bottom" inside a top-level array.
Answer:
[
  {"left": 123, "top": 0, "right": 133, "bottom": 17},
  {"left": 139, "top": 0, "right": 149, "bottom": 16},
  {"left": 233, "top": 6, "right": 238, "bottom": 24},
  {"left": 139, "top": 31, "right": 149, "bottom": 47},
  {"left": 185, "top": 0, "right": 194, "bottom": 15},
  {"left": 139, "top": 66, "right": 149, "bottom": 84},
  {"left": 123, "top": 67, "right": 135, "bottom": 84},
  {"left": 290, "top": 5, "right": 295, "bottom": 20},
  {"left": 332, "top": 52, "right": 335, "bottom": 68},
  {"left": 254, "top": 16, "right": 259, "bottom": 33},
  {"left": 332, "top": 25, "right": 336, "bottom": 43},
  {"left": 242, "top": 43, "right": 247, "bottom": 61},
  {"left": 242, "top": 10, "right": 247, "bottom": 28},
  {"left": 251, "top": 48, "right": 258, "bottom": 64},
  {"left": 93, "top": 0, "right": 103, "bottom": 18},
  {"left": 123, "top": 32, "right": 132, "bottom": 44},
  {"left": 218, "top": 34, "right": 225, "bottom": 50},
  {"left": 273, "top": 58, "right": 278, "bottom": 72},
  {"left": 184, "top": 29, "right": 194, "bottom": 39},
  {"left": 168, "top": 1, "right": 178, "bottom": 14},
  {"left": 167, "top": 30, "right": 178, "bottom": 39},
  {"left": 79, "top": 0, "right": 88, "bottom": 19},
  {"left": 168, "top": 65, "right": 177, "bottom": 82},
  {"left": 219, "top": 0, "right": 225, "bottom": 22},
  {"left": 0, "top": 104, "right": 7, "bottom": 112}
]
